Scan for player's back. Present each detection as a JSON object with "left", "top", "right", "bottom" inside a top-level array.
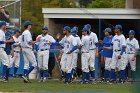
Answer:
[{"left": 21, "top": 30, "right": 32, "bottom": 48}]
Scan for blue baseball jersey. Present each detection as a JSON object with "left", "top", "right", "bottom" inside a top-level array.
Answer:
[
  {"left": 102, "top": 36, "right": 113, "bottom": 57},
  {"left": 5, "top": 42, "right": 14, "bottom": 55}
]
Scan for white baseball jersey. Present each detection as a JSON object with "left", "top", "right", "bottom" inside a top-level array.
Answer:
[
  {"left": 59, "top": 35, "right": 77, "bottom": 53},
  {"left": 89, "top": 32, "right": 98, "bottom": 49},
  {"left": 81, "top": 35, "right": 90, "bottom": 53},
  {"left": 112, "top": 34, "right": 126, "bottom": 51},
  {"left": 37, "top": 34, "right": 55, "bottom": 50},
  {"left": 13, "top": 35, "right": 21, "bottom": 52},
  {"left": 21, "top": 30, "right": 32, "bottom": 48},
  {"left": 0, "top": 29, "right": 5, "bottom": 48},
  {"left": 126, "top": 38, "right": 139, "bottom": 54},
  {"left": 73, "top": 35, "right": 82, "bottom": 53}
]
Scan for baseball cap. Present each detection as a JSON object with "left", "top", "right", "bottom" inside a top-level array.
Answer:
[
  {"left": 71, "top": 26, "right": 78, "bottom": 34},
  {"left": 42, "top": 26, "right": 48, "bottom": 30},
  {"left": 14, "top": 28, "right": 21, "bottom": 33},
  {"left": 63, "top": 26, "right": 71, "bottom": 31},
  {"left": 0, "top": 21, "right": 6, "bottom": 27},
  {"left": 81, "top": 27, "right": 88, "bottom": 32},
  {"left": 115, "top": 24, "right": 122, "bottom": 30},
  {"left": 85, "top": 24, "right": 91, "bottom": 29},
  {"left": 24, "top": 21, "right": 32, "bottom": 26},
  {"left": 128, "top": 30, "right": 135, "bottom": 35},
  {"left": 104, "top": 28, "right": 112, "bottom": 32}
]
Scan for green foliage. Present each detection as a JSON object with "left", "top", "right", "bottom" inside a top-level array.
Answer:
[
  {"left": 21, "top": 0, "right": 77, "bottom": 34},
  {"left": 88, "top": 0, "right": 125, "bottom": 8}
]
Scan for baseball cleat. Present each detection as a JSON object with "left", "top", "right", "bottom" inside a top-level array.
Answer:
[{"left": 22, "top": 76, "right": 29, "bottom": 83}]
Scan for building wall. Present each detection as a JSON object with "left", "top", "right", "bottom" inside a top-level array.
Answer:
[{"left": 126, "top": 0, "right": 140, "bottom": 8}]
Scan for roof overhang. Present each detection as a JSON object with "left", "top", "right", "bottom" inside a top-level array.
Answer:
[{"left": 42, "top": 8, "right": 140, "bottom": 19}]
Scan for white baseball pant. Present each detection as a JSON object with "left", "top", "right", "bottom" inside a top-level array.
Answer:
[
  {"left": 0, "top": 48, "right": 10, "bottom": 67},
  {"left": 60, "top": 53, "right": 73, "bottom": 73},
  {"left": 110, "top": 51, "right": 126, "bottom": 71},
  {"left": 10, "top": 52, "right": 20, "bottom": 68},
  {"left": 81, "top": 53, "right": 90, "bottom": 72},
  {"left": 22, "top": 48, "right": 37, "bottom": 69},
  {"left": 126, "top": 54, "right": 136, "bottom": 71},
  {"left": 71, "top": 52, "right": 78, "bottom": 69},
  {"left": 38, "top": 50, "right": 49, "bottom": 70},
  {"left": 89, "top": 49, "right": 96, "bottom": 71},
  {"left": 104, "top": 57, "right": 112, "bottom": 71}
]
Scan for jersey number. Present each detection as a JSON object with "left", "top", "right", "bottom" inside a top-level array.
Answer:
[{"left": 22, "top": 35, "right": 24, "bottom": 42}]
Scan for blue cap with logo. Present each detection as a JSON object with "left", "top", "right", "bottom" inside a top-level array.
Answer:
[
  {"left": 0, "top": 21, "right": 6, "bottom": 27},
  {"left": 14, "top": 28, "right": 21, "bottom": 33},
  {"left": 85, "top": 24, "right": 91, "bottom": 29},
  {"left": 81, "top": 27, "right": 88, "bottom": 32},
  {"left": 42, "top": 26, "right": 48, "bottom": 30},
  {"left": 63, "top": 26, "right": 71, "bottom": 31},
  {"left": 71, "top": 26, "right": 78, "bottom": 34},
  {"left": 128, "top": 30, "right": 135, "bottom": 35},
  {"left": 115, "top": 24, "right": 122, "bottom": 30}
]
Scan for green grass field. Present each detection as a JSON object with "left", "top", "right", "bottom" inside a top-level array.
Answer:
[{"left": 0, "top": 78, "right": 136, "bottom": 93}]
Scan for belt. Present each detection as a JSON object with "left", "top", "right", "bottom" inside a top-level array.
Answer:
[
  {"left": 14, "top": 51, "right": 20, "bottom": 53},
  {"left": 40, "top": 49, "right": 48, "bottom": 51},
  {"left": 114, "top": 50, "right": 121, "bottom": 52},
  {"left": 127, "top": 53, "right": 135, "bottom": 54},
  {"left": 90, "top": 48, "right": 95, "bottom": 50},
  {"left": 22, "top": 47, "right": 32, "bottom": 49},
  {"left": 0, "top": 47, "right": 4, "bottom": 48},
  {"left": 81, "top": 52, "right": 89, "bottom": 53}
]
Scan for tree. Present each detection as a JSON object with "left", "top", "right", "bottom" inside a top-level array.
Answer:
[{"left": 88, "top": 0, "right": 125, "bottom": 8}]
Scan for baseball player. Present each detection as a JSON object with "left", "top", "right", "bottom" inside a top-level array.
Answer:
[
  {"left": 85, "top": 24, "right": 98, "bottom": 81},
  {"left": 71, "top": 26, "right": 82, "bottom": 79},
  {"left": 0, "top": 21, "right": 13, "bottom": 82},
  {"left": 102, "top": 28, "right": 113, "bottom": 82},
  {"left": 36, "top": 26, "right": 55, "bottom": 82},
  {"left": 59, "top": 26, "right": 77, "bottom": 84},
  {"left": 9, "top": 28, "right": 21, "bottom": 77},
  {"left": 80, "top": 27, "right": 90, "bottom": 84},
  {"left": 126, "top": 30, "right": 139, "bottom": 82},
  {"left": 21, "top": 21, "right": 38, "bottom": 83},
  {"left": 110, "top": 24, "right": 126, "bottom": 84},
  {"left": 3, "top": 29, "right": 15, "bottom": 82}
]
